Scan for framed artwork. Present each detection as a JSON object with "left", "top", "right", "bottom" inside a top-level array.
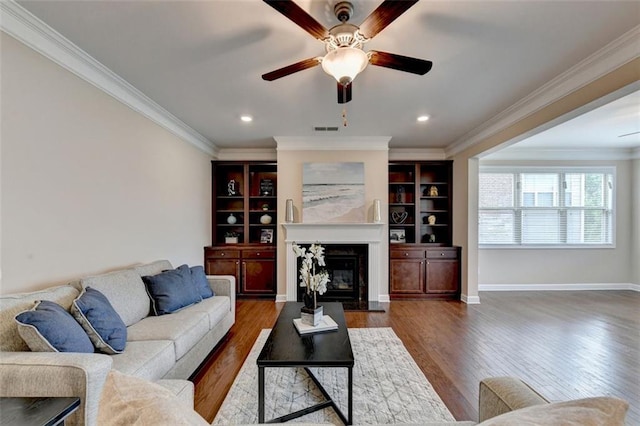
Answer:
[
  {"left": 260, "top": 229, "right": 273, "bottom": 244},
  {"left": 302, "top": 162, "right": 365, "bottom": 223},
  {"left": 390, "top": 229, "right": 406, "bottom": 243}
]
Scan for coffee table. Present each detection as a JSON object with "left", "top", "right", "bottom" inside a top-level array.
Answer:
[{"left": 257, "top": 302, "right": 354, "bottom": 425}]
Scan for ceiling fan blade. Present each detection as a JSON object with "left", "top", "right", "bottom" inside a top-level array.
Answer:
[
  {"left": 262, "top": 57, "right": 321, "bottom": 81},
  {"left": 263, "top": 0, "right": 329, "bottom": 40},
  {"left": 369, "top": 50, "right": 433, "bottom": 75},
  {"left": 338, "top": 82, "right": 352, "bottom": 104},
  {"left": 358, "top": 0, "right": 419, "bottom": 39}
]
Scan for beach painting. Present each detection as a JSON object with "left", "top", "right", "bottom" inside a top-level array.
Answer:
[{"left": 302, "top": 162, "right": 365, "bottom": 223}]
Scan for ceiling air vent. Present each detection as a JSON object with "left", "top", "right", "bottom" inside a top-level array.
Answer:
[{"left": 313, "top": 126, "right": 340, "bottom": 132}]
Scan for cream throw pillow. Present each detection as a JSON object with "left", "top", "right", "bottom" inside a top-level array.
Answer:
[
  {"left": 98, "top": 370, "right": 208, "bottom": 425},
  {"left": 479, "top": 396, "right": 628, "bottom": 426}
]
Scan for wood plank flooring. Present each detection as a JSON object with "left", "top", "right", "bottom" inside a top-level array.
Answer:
[{"left": 193, "top": 291, "right": 639, "bottom": 424}]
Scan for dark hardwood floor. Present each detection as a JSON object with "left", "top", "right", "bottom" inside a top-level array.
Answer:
[{"left": 193, "top": 291, "right": 640, "bottom": 424}]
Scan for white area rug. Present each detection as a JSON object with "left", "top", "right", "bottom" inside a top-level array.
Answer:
[{"left": 213, "top": 328, "right": 455, "bottom": 425}]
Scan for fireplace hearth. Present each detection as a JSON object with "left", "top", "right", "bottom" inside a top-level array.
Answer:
[{"left": 297, "top": 244, "right": 367, "bottom": 304}]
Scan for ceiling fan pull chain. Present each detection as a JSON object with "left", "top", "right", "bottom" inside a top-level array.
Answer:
[{"left": 342, "top": 106, "right": 348, "bottom": 127}]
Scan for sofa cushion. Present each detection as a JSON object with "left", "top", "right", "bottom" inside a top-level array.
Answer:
[
  {"left": 126, "top": 309, "right": 209, "bottom": 360},
  {"left": 133, "top": 260, "right": 173, "bottom": 278},
  {"left": 0, "top": 285, "right": 80, "bottom": 352},
  {"left": 190, "top": 265, "right": 214, "bottom": 299},
  {"left": 98, "top": 370, "right": 208, "bottom": 425},
  {"left": 142, "top": 267, "right": 202, "bottom": 316},
  {"left": 71, "top": 287, "right": 127, "bottom": 354},
  {"left": 186, "top": 295, "right": 231, "bottom": 330},
  {"left": 80, "top": 269, "right": 150, "bottom": 326},
  {"left": 478, "top": 396, "right": 629, "bottom": 426},
  {"left": 110, "top": 340, "right": 175, "bottom": 381},
  {"left": 15, "top": 301, "right": 94, "bottom": 353}
]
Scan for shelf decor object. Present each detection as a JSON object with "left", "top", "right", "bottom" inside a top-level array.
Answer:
[{"left": 285, "top": 199, "right": 294, "bottom": 223}]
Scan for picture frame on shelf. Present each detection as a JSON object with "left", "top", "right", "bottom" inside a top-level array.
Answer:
[
  {"left": 389, "top": 228, "right": 406, "bottom": 243},
  {"left": 260, "top": 229, "right": 274, "bottom": 244},
  {"left": 260, "top": 179, "right": 274, "bottom": 196}
]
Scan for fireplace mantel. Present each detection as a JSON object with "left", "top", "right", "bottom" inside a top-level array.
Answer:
[{"left": 282, "top": 223, "right": 385, "bottom": 302}]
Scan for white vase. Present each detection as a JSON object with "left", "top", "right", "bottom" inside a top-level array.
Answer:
[
  {"left": 227, "top": 213, "right": 237, "bottom": 224},
  {"left": 260, "top": 214, "right": 272, "bottom": 224},
  {"left": 373, "top": 199, "right": 381, "bottom": 223},
  {"left": 285, "top": 199, "right": 294, "bottom": 223}
]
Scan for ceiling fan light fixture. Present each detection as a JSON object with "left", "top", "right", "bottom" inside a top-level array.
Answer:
[{"left": 321, "top": 47, "right": 368, "bottom": 85}]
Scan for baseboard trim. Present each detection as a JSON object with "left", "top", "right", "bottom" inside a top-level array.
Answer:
[
  {"left": 378, "top": 295, "right": 391, "bottom": 303},
  {"left": 479, "top": 283, "right": 639, "bottom": 292},
  {"left": 461, "top": 294, "right": 481, "bottom": 304},
  {"left": 275, "top": 294, "right": 288, "bottom": 302}
]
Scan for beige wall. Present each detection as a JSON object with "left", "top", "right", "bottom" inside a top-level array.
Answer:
[
  {"left": 478, "top": 160, "right": 633, "bottom": 286},
  {"left": 632, "top": 159, "right": 640, "bottom": 285},
  {"left": 451, "top": 58, "right": 640, "bottom": 300},
  {"left": 275, "top": 148, "right": 389, "bottom": 299},
  {"left": 1, "top": 34, "right": 212, "bottom": 294}
]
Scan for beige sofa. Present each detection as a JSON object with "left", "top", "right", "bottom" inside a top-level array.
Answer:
[{"left": 0, "top": 260, "right": 235, "bottom": 426}]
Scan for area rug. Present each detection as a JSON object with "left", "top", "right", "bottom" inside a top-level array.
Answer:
[{"left": 212, "top": 327, "right": 455, "bottom": 424}]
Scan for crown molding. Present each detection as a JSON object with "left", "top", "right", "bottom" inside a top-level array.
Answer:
[
  {"left": 482, "top": 147, "right": 637, "bottom": 161},
  {"left": 445, "top": 25, "right": 640, "bottom": 158},
  {"left": 275, "top": 136, "right": 390, "bottom": 151},
  {"left": 215, "top": 148, "right": 277, "bottom": 161},
  {"left": 388, "top": 148, "right": 446, "bottom": 161},
  {"left": 0, "top": 0, "right": 218, "bottom": 157}
]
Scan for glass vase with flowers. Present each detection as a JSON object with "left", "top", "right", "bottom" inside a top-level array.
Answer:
[{"left": 293, "top": 242, "right": 330, "bottom": 326}]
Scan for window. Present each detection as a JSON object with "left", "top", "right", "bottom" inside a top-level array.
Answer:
[{"left": 479, "top": 167, "right": 614, "bottom": 247}]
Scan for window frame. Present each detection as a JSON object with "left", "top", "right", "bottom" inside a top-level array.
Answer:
[{"left": 478, "top": 166, "right": 616, "bottom": 249}]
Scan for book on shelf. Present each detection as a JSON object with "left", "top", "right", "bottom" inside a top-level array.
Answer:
[{"left": 293, "top": 315, "right": 338, "bottom": 335}]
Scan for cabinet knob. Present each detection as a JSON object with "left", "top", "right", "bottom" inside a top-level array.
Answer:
[
  {"left": 440, "top": 252, "right": 445, "bottom": 256},
  {"left": 404, "top": 252, "right": 409, "bottom": 257},
  {"left": 221, "top": 252, "right": 225, "bottom": 256},
  {"left": 257, "top": 252, "right": 261, "bottom": 256}
]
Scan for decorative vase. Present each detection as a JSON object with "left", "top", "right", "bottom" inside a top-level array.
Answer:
[
  {"left": 373, "top": 199, "right": 382, "bottom": 223},
  {"left": 226, "top": 213, "right": 237, "bottom": 224},
  {"left": 301, "top": 304, "right": 323, "bottom": 327},
  {"left": 260, "top": 214, "right": 272, "bottom": 224},
  {"left": 285, "top": 199, "right": 294, "bottom": 223}
]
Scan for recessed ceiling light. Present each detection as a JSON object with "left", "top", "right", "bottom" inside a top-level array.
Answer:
[
  {"left": 240, "top": 115, "right": 253, "bottom": 123},
  {"left": 417, "top": 115, "right": 429, "bottom": 122}
]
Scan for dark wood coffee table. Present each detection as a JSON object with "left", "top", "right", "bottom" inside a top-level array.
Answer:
[{"left": 257, "top": 302, "right": 354, "bottom": 425}]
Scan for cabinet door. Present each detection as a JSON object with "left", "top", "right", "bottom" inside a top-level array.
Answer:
[
  {"left": 390, "top": 258, "right": 424, "bottom": 293},
  {"left": 426, "top": 259, "right": 459, "bottom": 293},
  {"left": 242, "top": 259, "right": 275, "bottom": 294}
]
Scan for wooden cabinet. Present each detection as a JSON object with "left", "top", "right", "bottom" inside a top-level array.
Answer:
[
  {"left": 389, "top": 246, "right": 460, "bottom": 299},
  {"left": 211, "top": 161, "right": 277, "bottom": 245},
  {"left": 389, "top": 161, "right": 452, "bottom": 245},
  {"left": 207, "top": 160, "right": 277, "bottom": 298},
  {"left": 204, "top": 245, "right": 276, "bottom": 298}
]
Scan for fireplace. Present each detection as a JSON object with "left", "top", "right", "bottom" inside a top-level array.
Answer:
[
  {"left": 296, "top": 244, "right": 367, "bottom": 303},
  {"left": 283, "top": 223, "right": 385, "bottom": 303}
]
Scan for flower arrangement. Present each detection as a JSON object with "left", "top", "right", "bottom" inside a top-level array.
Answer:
[{"left": 292, "top": 242, "right": 330, "bottom": 310}]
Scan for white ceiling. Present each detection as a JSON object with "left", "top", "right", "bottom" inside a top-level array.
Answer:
[{"left": 12, "top": 0, "right": 640, "bottom": 153}]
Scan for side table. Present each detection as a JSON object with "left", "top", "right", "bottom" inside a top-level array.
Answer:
[{"left": 0, "top": 397, "right": 80, "bottom": 426}]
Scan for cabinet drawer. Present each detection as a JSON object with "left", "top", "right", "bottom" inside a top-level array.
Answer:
[
  {"left": 243, "top": 248, "right": 275, "bottom": 259},
  {"left": 426, "top": 249, "right": 458, "bottom": 259},
  {"left": 390, "top": 249, "right": 425, "bottom": 259},
  {"left": 206, "top": 249, "right": 240, "bottom": 259}
]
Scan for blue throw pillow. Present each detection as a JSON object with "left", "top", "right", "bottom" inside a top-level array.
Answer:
[
  {"left": 143, "top": 267, "right": 202, "bottom": 315},
  {"left": 15, "top": 300, "right": 94, "bottom": 353},
  {"left": 71, "top": 287, "right": 127, "bottom": 354},
  {"left": 190, "top": 265, "right": 214, "bottom": 299}
]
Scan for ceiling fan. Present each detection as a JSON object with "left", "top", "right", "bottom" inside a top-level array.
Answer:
[{"left": 261, "top": 0, "right": 433, "bottom": 104}]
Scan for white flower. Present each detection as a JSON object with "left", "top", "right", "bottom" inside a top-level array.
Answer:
[{"left": 292, "top": 242, "right": 331, "bottom": 294}]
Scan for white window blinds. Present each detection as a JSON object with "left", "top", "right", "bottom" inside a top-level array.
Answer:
[{"left": 479, "top": 167, "right": 614, "bottom": 247}]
